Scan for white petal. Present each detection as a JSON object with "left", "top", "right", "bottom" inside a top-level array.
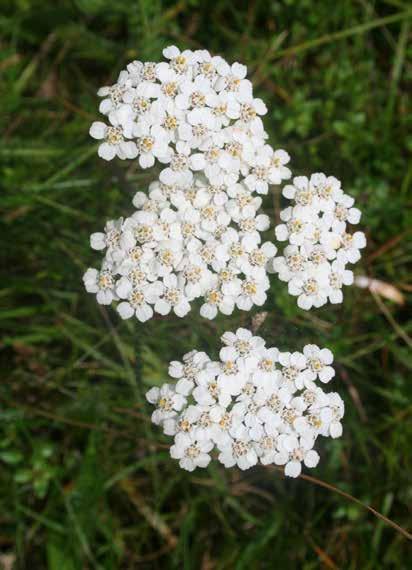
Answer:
[
  {"left": 155, "top": 299, "right": 171, "bottom": 315},
  {"left": 190, "top": 153, "right": 206, "bottom": 171},
  {"left": 98, "top": 142, "right": 116, "bottom": 161},
  {"left": 90, "top": 233, "right": 106, "bottom": 250},
  {"left": 89, "top": 121, "right": 107, "bottom": 140},
  {"left": 304, "top": 450, "right": 319, "bottom": 468},
  {"left": 135, "top": 304, "right": 153, "bottom": 322},
  {"left": 117, "top": 302, "right": 134, "bottom": 319},
  {"left": 285, "top": 460, "right": 301, "bottom": 478}
]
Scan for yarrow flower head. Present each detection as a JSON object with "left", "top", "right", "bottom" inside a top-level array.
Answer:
[
  {"left": 84, "top": 47, "right": 297, "bottom": 321},
  {"left": 83, "top": 175, "right": 277, "bottom": 321},
  {"left": 89, "top": 46, "right": 291, "bottom": 191},
  {"left": 146, "top": 328, "right": 344, "bottom": 477},
  {"left": 86, "top": 47, "right": 365, "bottom": 317},
  {"left": 272, "top": 173, "right": 366, "bottom": 309},
  {"left": 85, "top": 46, "right": 363, "bottom": 488}
]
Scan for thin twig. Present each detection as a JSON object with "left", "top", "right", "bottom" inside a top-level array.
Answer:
[{"left": 269, "top": 466, "right": 412, "bottom": 541}]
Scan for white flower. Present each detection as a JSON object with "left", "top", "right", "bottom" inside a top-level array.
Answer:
[
  {"left": 272, "top": 245, "right": 307, "bottom": 282},
  {"left": 245, "top": 148, "right": 291, "bottom": 193},
  {"left": 90, "top": 217, "right": 124, "bottom": 262},
  {"left": 97, "top": 82, "right": 128, "bottom": 115},
  {"left": 336, "top": 231, "right": 367, "bottom": 264},
  {"left": 327, "top": 260, "right": 354, "bottom": 304},
  {"left": 169, "top": 351, "right": 210, "bottom": 381},
  {"left": 252, "top": 347, "right": 280, "bottom": 387},
  {"left": 268, "top": 149, "right": 292, "bottom": 182},
  {"left": 155, "top": 274, "right": 191, "bottom": 317},
  {"left": 236, "top": 276, "right": 269, "bottom": 311},
  {"left": 256, "top": 385, "right": 293, "bottom": 430},
  {"left": 89, "top": 47, "right": 283, "bottom": 196},
  {"left": 133, "top": 124, "right": 171, "bottom": 168},
  {"left": 288, "top": 268, "right": 329, "bottom": 310},
  {"left": 153, "top": 63, "right": 184, "bottom": 99},
  {"left": 324, "top": 193, "right": 362, "bottom": 233},
  {"left": 192, "top": 365, "right": 231, "bottom": 408},
  {"left": 86, "top": 47, "right": 358, "bottom": 479},
  {"left": 159, "top": 141, "right": 194, "bottom": 186},
  {"left": 225, "top": 185, "right": 262, "bottom": 219},
  {"left": 83, "top": 266, "right": 117, "bottom": 305},
  {"left": 170, "top": 432, "right": 213, "bottom": 471},
  {"left": 254, "top": 433, "right": 279, "bottom": 465},
  {"left": 179, "top": 109, "right": 215, "bottom": 149},
  {"left": 239, "top": 241, "right": 277, "bottom": 278},
  {"left": 221, "top": 327, "right": 265, "bottom": 356},
  {"left": 303, "top": 345, "right": 335, "bottom": 383},
  {"left": 282, "top": 176, "right": 320, "bottom": 211},
  {"left": 197, "top": 180, "right": 229, "bottom": 207},
  {"left": 116, "top": 281, "right": 163, "bottom": 322},
  {"left": 208, "top": 91, "right": 240, "bottom": 128},
  {"left": 163, "top": 404, "right": 199, "bottom": 436},
  {"left": 215, "top": 62, "right": 253, "bottom": 103},
  {"left": 217, "top": 347, "right": 257, "bottom": 397},
  {"left": 146, "top": 383, "right": 188, "bottom": 425},
  {"left": 275, "top": 434, "right": 319, "bottom": 478},
  {"left": 237, "top": 212, "right": 270, "bottom": 245},
  {"left": 217, "top": 427, "right": 258, "bottom": 470},
  {"left": 200, "top": 284, "right": 235, "bottom": 320},
  {"left": 278, "top": 351, "right": 308, "bottom": 389},
  {"left": 232, "top": 397, "right": 265, "bottom": 440},
  {"left": 162, "top": 46, "right": 195, "bottom": 76},
  {"left": 318, "top": 393, "right": 344, "bottom": 438},
  {"left": 89, "top": 117, "right": 137, "bottom": 161},
  {"left": 311, "top": 173, "right": 343, "bottom": 210},
  {"left": 175, "top": 75, "right": 216, "bottom": 111}
]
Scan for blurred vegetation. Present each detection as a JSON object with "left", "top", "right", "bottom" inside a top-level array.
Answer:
[{"left": 1, "top": 0, "right": 411, "bottom": 568}]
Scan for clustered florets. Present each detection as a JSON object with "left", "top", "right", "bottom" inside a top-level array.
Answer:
[
  {"left": 85, "top": 46, "right": 366, "bottom": 317},
  {"left": 89, "top": 45, "right": 291, "bottom": 191},
  {"left": 83, "top": 174, "right": 279, "bottom": 321},
  {"left": 272, "top": 173, "right": 366, "bottom": 309},
  {"left": 84, "top": 46, "right": 296, "bottom": 320},
  {"left": 146, "top": 328, "right": 344, "bottom": 477}
]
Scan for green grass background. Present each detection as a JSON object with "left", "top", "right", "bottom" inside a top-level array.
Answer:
[{"left": 1, "top": 0, "right": 411, "bottom": 568}]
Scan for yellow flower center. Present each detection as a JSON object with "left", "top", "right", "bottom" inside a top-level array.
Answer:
[
  {"left": 242, "top": 280, "right": 257, "bottom": 296},
  {"left": 98, "top": 273, "right": 113, "bottom": 290},
  {"left": 106, "top": 126, "right": 123, "bottom": 145},
  {"left": 162, "top": 81, "right": 178, "bottom": 97},
  {"left": 190, "top": 91, "right": 206, "bottom": 107},
  {"left": 163, "top": 114, "right": 178, "bottom": 130},
  {"left": 139, "top": 136, "right": 154, "bottom": 153}
]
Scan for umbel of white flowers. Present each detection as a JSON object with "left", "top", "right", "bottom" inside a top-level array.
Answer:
[
  {"left": 89, "top": 45, "right": 291, "bottom": 192},
  {"left": 146, "top": 328, "right": 344, "bottom": 477},
  {"left": 83, "top": 175, "right": 278, "bottom": 321},
  {"left": 84, "top": 45, "right": 365, "bottom": 319},
  {"left": 272, "top": 173, "right": 366, "bottom": 309}
]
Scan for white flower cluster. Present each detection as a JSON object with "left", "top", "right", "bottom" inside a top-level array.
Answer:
[
  {"left": 83, "top": 175, "right": 279, "bottom": 321},
  {"left": 146, "top": 328, "right": 344, "bottom": 477},
  {"left": 272, "top": 173, "right": 366, "bottom": 309},
  {"left": 86, "top": 46, "right": 366, "bottom": 319},
  {"left": 89, "top": 46, "right": 291, "bottom": 191}
]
